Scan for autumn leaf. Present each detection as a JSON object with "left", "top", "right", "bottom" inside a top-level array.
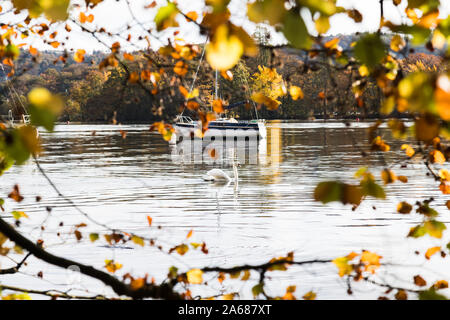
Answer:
[
  {"left": 185, "top": 11, "right": 198, "bottom": 22},
  {"left": 433, "top": 280, "right": 449, "bottom": 290},
  {"left": 169, "top": 244, "right": 189, "bottom": 255},
  {"left": 395, "top": 290, "right": 407, "bottom": 300},
  {"left": 360, "top": 250, "right": 382, "bottom": 273},
  {"left": 104, "top": 260, "right": 123, "bottom": 273},
  {"left": 131, "top": 235, "right": 145, "bottom": 246},
  {"left": 414, "top": 275, "right": 427, "bottom": 287},
  {"left": 74, "top": 49, "right": 86, "bottom": 63},
  {"left": 28, "top": 87, "right": 63, "bottom": 131},
  {"left": 147, "top": 215, "right": 152, "bottom": 226},
  {"left": 282, "top": 285, "right": 296, "bottom": 300},
  {"left": 173, "top": 61, "right": 188, "bottom": 76},
  {"left": 89, "top": 233, "right": 99, "bottom": 242},
  {"left": 332, "top": 256, "right": 353, "bottom": 277},
  {"left": 429, "top": 150, "right": 446, "bottom": 164},
  {"left": 186, "top": 268, "right": 203, "bottom": 284},
  {"left": 381, "top": 169, "right": 396, "bottom": 184},
  {"left": 8, "top": 185, "right": 23, "bottom": 202},
  {"left": 390, "top": 34, "right": 406, "bottom": 52},
  {"left": 80, "top": 12, "right": 94, "bottom": 23},
  {"left": 302, "top": 291, "right": 316, "bottom": 300},
  {"left": 397, "top": 201, "right": 412, "bottom": 214},
  {"left": 289, "top": 86, "right": 304, "bottom": 100},
  {"left": 212, "top": 99, "right": 224, "bottom": 113},
  {"left": 11, "top": 210, "right": 28, "bottom": 220},
  {"left": 206, "top": 24, "right": 243, "bottom": 71},
  {"left": 425, "top": 246, "right": 441, "bottom": 260},
  {"left": 154, "top": 2, "right": 179, "bottom": 31},
  {"left": 401, "top": 144, "right": 415, "bottom": 157}
]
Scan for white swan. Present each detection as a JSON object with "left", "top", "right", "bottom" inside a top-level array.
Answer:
[{"left": 202, "top": 161, "right": 239, "bottom": 183}]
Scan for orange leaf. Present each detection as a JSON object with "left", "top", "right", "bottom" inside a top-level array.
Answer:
[
  {"left": 123, "top": 53, "right": 134, "bottom": 61},
  {"left": 425, "top": 246, "right": 441, "bottom": 260},
  {"left": 128, "top": 71, "right": 139, "bottom": 83},
  {"left": 179, "top": 85, "right": 189, "bottom": 98},
  {"left": 173, "top": 61, "right": 188, "bottom": 76},
  {"left": 185, "top": 11, "right": 198, "bottom": 22},
  {"left": 414, "top": 275, "right": 427, "bottom": 287},
  {"left": 212, "top": 99, "right": 224, "bottom": 113},
  {"left": 29, "top": 46, "right": 38, "bottom": 56},
  {"left": 74, "top": 49, "right": 86, "bottom": 63},
  {"left": 147, "top": 216, "right": 152, "bottom": 226}
]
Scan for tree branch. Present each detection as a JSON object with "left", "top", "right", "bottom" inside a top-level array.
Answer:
[
  {"left": 0, "top": 253, "right": 31, "bottom": 275},
  {"left": 0, "top": 217, "right": 181, "bottom": 299}
]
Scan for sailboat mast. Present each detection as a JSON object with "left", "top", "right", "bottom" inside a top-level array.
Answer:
[{"left": 215, "top": 69, "right": 218, "bottom": 100}]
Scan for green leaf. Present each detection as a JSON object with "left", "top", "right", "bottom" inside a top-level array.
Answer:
[
  {"left": 89, "top": 233, "right": 99, "bottom": 242},
  {"left": 29, "top": 106, "right": 55, "bottom": 132},
  {"left": 424, "top": 220, "right": 446, "bottom": 238},
  {"left": 282, "top": 10, "right": 312, "bottom": 49},
  {"left": 419, "top": 288, "right": 447, "bottom": 300},
  {"left": 2, "top": 130, "right": 31, "bottom": 165},
  {"left": 360, "top": 179, "right": 386, "bottom": 199},
  {"left": 314, "top": 181, "right": 363, "bottom": 205},
  {"left": 168, "top": 266, "right": 178, "bottom": 279},
  {"left": 154, "top": 2, "right": 179, "bottom": 31},
  {"left": 252, "top": 283, "right": 264, "bottom": 297},
  {"left": 354, "top": 33, "right": 386, "bottom": 68},
  {"left": 390, "top": 25, "right": 431, "bottom": 45},
  {"left": 28, "top": 88, "right": 63, "bottom": 132},
  {"left": 408, "top": 225, "right": 426, "bottom": 238}
]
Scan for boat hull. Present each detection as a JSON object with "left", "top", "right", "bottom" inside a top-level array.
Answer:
[{"left": 172, "top": 121, "right": 266, "bottom": 143}]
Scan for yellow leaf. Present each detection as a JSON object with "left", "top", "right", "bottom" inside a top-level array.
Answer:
[
  {"left": 74, "top": 49, "right": 86, "bottom": 63},
  {"left": 359, "top": 65, "right": 369, "bottom": 76},
  {"left": 131, "top": 235, "right": 145, "bottom": 246},
  {"left": 390, "top": 34, "right": 406, "bottom": 52},
  {"left": 315, "top": 15, "right": 330, "bottom": 34},
  {"left": 332, "top": 257, "right": 352, "bottom": 277},
  {"left": 429, "top": 150, "right": 445, "bottom": 164},
  {"left": 104, "top": 260, "right": 123, "bottom": 273},
  {"left": 251, "top": 92, "right": 281, "bottom": 110},
  {"left": 439, "top": 169, "right": 450, "bottom": 181},
  {"left": 289, "top": 86, "right": 304, "bottom": 100},
  {"left": 303, "top": 291, "right": 316, "bottom": 300},
  {"left": 360, "top": 250, "right": 382, "bottom": 273},
  {"left": 206, "top": 24, "right": 243, "bottom": 71},
  {"left": 187, "top": 268, "right": 203, "bottom": 284},
  {"left": 433, "top": 280, "right": 449, "bottom": 289},
  {"left": 401, "top": 144, "right": 415, "bottom": 157}
]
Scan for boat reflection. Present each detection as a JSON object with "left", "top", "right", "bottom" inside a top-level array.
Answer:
[{"left": 170, "top": 135, "right": 267, "bottom": 165}]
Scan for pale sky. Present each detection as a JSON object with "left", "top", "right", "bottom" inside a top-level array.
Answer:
[{"left": 2, "top": 0, "right": 450, "bottom": 52}]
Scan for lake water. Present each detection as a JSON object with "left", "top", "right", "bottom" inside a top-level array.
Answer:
[{"left": 1, "top": 121, "right": 450, "bottom": 300}]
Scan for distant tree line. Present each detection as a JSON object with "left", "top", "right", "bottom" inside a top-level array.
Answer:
[{"left": 0, "top": 34, "right": 445, "bottom": 123}]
